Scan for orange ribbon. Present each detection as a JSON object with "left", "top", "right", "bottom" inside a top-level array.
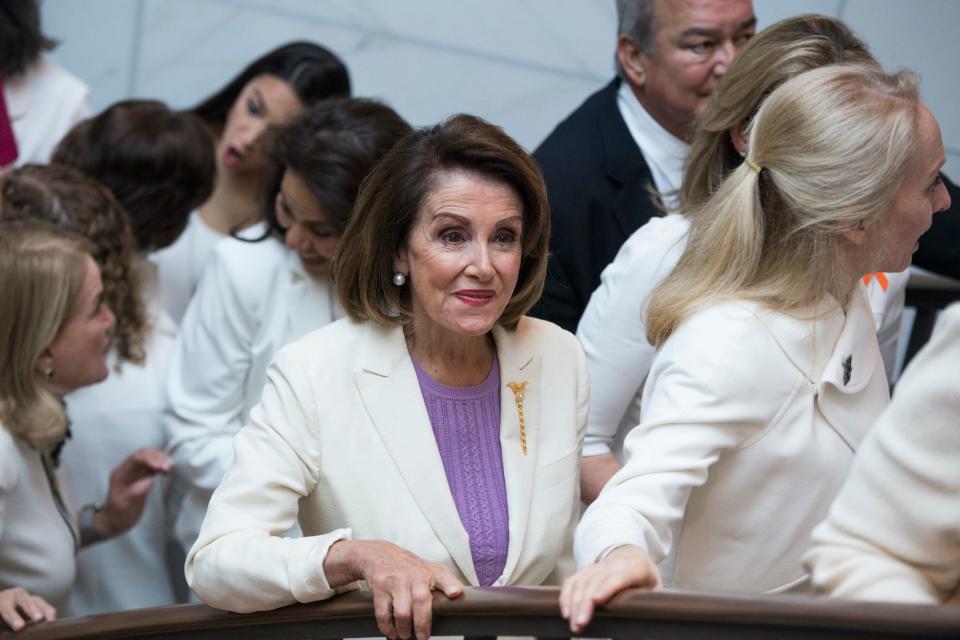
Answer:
[{"left": 863, "top": 272, "right": 889, "bottom": 292}]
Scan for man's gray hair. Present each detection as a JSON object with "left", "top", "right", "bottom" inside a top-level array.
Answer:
[{"left": 615, "top": 0, "right": 657, "bottom": 77}]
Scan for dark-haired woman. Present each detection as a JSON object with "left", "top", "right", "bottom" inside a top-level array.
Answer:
[
  {"left": 186, "top": 115, "right": 587, "bottom": 640},
  {"left": 151, "top": 41, "right": 350, "bottom": 323},
  {"left": 166, "top": 98, "right": 409, "bottom": 561}
]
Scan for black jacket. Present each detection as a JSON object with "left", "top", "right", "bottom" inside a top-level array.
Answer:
[{"left": 531, "top": 78, "right": 661, "bottom": 333}]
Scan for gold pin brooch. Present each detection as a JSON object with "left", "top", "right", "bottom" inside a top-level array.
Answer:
[{"left": 507, "top": 380, "right": 531, "bottom": 455}]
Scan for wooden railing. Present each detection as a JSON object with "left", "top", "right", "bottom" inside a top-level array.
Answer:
[{"left": 3, "top": 587, "right": 959, "bottom": 639}]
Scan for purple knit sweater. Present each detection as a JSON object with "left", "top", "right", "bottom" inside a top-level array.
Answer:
[{"left": 412, "top": 354, "right": 509, "bottom": 586}]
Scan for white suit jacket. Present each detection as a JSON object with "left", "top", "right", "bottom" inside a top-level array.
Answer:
[
  {"left": 5, "top": 55, "right": 89, "bottom": 166},
  {"left": 166, "top": 234, "right": 342, "bottom": 553},
  {"left": 577, "top": 213, "right": 905, "bottom": 459},
  {"left": 806, "top": 303, "right": 960, "bottom": 605},
  {"left": 575, "top": 291, "right": 890, "bottom": 593},
  {"left": 186, "top": 316, "right": 588, "bottom": 613}
]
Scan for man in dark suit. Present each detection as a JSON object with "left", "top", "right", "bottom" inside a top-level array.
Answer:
[{"left": 532, "top": 0, "right": 756, "bottom": 332}]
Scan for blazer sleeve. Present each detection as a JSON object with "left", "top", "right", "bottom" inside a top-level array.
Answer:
[
  {"left": 577, "top": 218, "right": 686, "bottom": 457},
  {"left": 806, "top": 304, "right": 960, "bottom": 604},
  {"left": 165, "top": 248, "right": 257, "bottom": 491},
  {"left": 185, "top": 347, "right": 351, "bottom": 612},
  {"left": 574, "top": 307, "right": 794, "bottom": 566}
]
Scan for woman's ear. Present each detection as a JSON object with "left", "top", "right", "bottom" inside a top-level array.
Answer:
[
  {"left": 730, "top": 125, "right": 748, "bottom": 155},
  {"left": 393, "top": 246, "right": 409, "bottom": 276},
  {"left": 841, "top": 220, "right": 868, "bottom": 246},
  {"left": 35, "top": 348, "right": 54, "bottom": 378}
]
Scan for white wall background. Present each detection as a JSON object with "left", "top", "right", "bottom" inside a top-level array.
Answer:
[{"left": 41, "top": 0, "right": 959, "bottom": 177}]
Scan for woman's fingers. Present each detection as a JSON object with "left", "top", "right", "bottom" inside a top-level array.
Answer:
[
  {"left": 392, "top": 586, "right": 413, "bottom": 639},
  {"left": 410, "top": 582, "right": 434, "bottom": 640},
  {"left": 431, "top": 564, "right": 463, "bottom": 600},
  {"left": 0, "top": 588, "right": 56, "bottom": 632},
  {"left": 561, "top": 546, "right": 663, "bottom": 634},
  {"left": 0, "top": 600, "right": 26, "bottom": 632},
  {"left": 373, "top": 590, "right": 397, "bottom": 639}
]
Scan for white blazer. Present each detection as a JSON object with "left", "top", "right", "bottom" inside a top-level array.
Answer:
[
  {"left": 577, "top": 213, "right": 906, "bottom": 459},
  {"left": 165, "top": 234, "right": 342, "bottom": 554},
  {"left": 575, "top": 290, "right": 890, "bottom": 593},
  {"left": 186, "top": 316, "right": 588, "bottom": 613},
  {"left": 5, "top": 55, "right": 89, "bottom": 166},
  {"left": 806, "top": 303, "right": 960, "bottom": 605}
]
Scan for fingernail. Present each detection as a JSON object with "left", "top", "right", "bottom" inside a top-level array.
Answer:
[
  {"left": 11, "top": 620, "right": 23, "bottom": 630},
  {"left": 577, "top": 612, "right": 588, "bottom": 625},
  {"left": 32, "top": 612, "right": 42, "bottom": 621}
]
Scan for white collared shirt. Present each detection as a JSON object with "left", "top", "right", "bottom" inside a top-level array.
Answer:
[{"left": 616, "top": 81, "right": 688, "bottom": 209}]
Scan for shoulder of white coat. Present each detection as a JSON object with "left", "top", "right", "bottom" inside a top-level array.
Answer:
[
  {"left": 207, "top": 235, "right": 289, "bottom": 298},
  {"left": 655, "top": 300, "right": 800, "bottom": 397},
  {"left": 274, "top": 316, "right": 368, "bottom": 368},
  {"left": 600, "top": 214, "right": 690, "bottom": 286},
  {"left": 0, "top": 426, "right": 22, "bottom": 491},
  {"left": 32, "top": 55, "right": 89, "bottom": 100},
  {"left": 513, "top": 315, "right": 583, "bottom": 357}
]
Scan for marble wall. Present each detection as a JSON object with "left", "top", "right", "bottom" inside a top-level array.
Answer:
[{"left": 41, "top": 0, "right": 960, "bottom": 176}]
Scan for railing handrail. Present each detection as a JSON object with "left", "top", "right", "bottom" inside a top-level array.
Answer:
[{"left": 4, "top": 587, "right": 958, "bottom": 639}]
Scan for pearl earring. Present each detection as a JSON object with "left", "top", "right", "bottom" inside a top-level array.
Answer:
[
  {"left": 44, "top": 367, "right": 54, "bottom": 380},
  {"left": 392, "top": 272, "right": 407, "bottom": 286}
]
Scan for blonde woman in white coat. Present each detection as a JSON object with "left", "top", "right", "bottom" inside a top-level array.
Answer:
[
  {"left": 805, "top": 302, "right": 960, "bottom": 605},
  {"left": 187, "top": 115, "right": 588, "bottom": 640},
  {"left": 166, "top": 100, "right": 410, "bottom": 557},
  {"left": 0, "top": 222, "right": 171, "bottom": 632},
  {"left": 576, "top": 15, "right": 911, "bottom": 504},
  {"left": 561, "top": 64, "right": 951, "bottom": 633}
]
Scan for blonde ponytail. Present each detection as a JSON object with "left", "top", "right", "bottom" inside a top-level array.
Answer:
[{"left": 649, "top": 64, "right": 920, "bottom": 346}]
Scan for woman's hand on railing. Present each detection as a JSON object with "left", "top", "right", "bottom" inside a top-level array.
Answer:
[
  {"left": 560, "top": 544, "right": 662, "bottom": 634},
  {"left": 324, "top": 539, "right": 463, "bottom": 640},
  {"left": 0, "top": 588, "right": 56, "bottom": 632}
]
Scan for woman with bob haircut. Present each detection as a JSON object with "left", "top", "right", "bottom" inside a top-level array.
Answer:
[
  {"left": 0, "top": 221, "right": 171, "bottom": 632},
  {"left": 576, "top": 15, "right": 916, "bottom": 505},
  {"left": 151, "top": 41, "right": 350, "bottom": 323},
  {"left": 187, "top": 114, "right": 588, "bottom": 640},
  {"left": 166, "top": 98, "right": 410, "bottom": 562},
  {"left": 562, "top": 64, "right": 950, "bottom": 632}
]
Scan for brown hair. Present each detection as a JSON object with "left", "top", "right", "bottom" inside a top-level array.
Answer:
[
  {"left": 334, "top": 114, "right": 549, "bottom": 331},
  {"left": 53, "top": 99, "right": 216, "bottom": 252},
  {"left": 1, "top": 164, "right": 147, "bottom": 366},
  {"left": 258, "top": 98, "right": 411, "bottom": 238},
  {"left": 0, "top": 221, "right": 91, "bottom": 449}
]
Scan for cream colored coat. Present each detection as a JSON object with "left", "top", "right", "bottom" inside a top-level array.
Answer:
[
  {"left": 806, "top": 303, "right": 960, "bottom": 605},
  {"left": 575, "top": 289, "right": 889, "bottom": 594},
  {"left": 186, "top": 316, "right": 588, "bottom": 612},
  {"left": 165, "top": 234, "right": 342, "bottom": 555}
]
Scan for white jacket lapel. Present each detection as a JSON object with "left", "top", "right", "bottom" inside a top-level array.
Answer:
[
  {"left": 492, "top": 324, "right": 542, "bottom": 583},
  {"left": 815, "top": 287, "right": 889, "bottom": 450},
  {"left": 351, "top": 323, "right": 478, "bottom": 584}
]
